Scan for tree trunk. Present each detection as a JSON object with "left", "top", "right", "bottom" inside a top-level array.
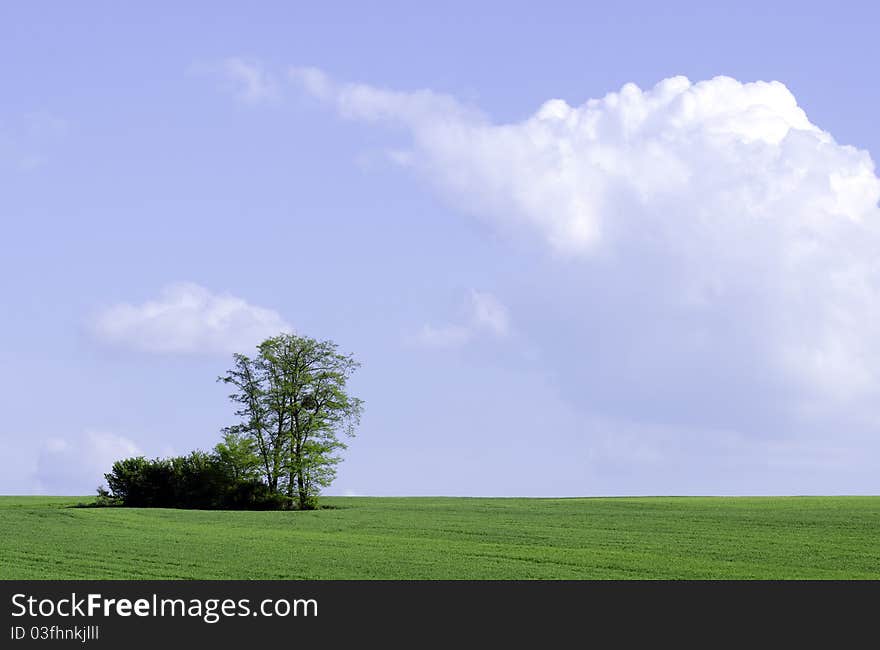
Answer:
[{"left": 297, "top": 472, "right": 308, "bottom": 510}]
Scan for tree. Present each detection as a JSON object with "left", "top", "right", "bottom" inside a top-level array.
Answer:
[
  {"left": 214, "top": 430, "right": 262, "bottom": 483},
  {"left": 219, "top": 333, "right": 363, "bottom": 509},
  {"left": 217, "top": 352, "right": 285, "bottom": 492}
]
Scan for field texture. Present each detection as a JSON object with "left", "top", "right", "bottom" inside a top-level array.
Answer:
[{"left": 1, "top": 496, "right": 878, "bottom": 579}]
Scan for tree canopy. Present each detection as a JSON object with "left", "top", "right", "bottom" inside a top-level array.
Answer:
[
  {"left": 218, "top": 333, "right": 363, "bottom": 510},
  {"left": 100, "top": 332, "right": 363, "bottom": 511}
]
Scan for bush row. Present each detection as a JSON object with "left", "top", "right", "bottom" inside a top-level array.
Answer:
[{"left": 100, "top": 452, "right": 294, "bottom": 510}]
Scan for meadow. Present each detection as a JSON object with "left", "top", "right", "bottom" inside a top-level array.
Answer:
[{"left": 1, "top": 496, "right": 878, "bottom": 579}]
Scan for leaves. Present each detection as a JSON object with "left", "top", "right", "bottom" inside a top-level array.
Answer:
[{"left": 220, "top": 332, "right": 363, "bottom": 509}]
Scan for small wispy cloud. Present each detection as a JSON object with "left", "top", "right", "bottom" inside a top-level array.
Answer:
[
  {"left": 1, "top": 109, "right": 68, "bottom": 172},
  {"left": 92, "top": 282, "right": 292, "bottom": 356},
  {"left": 23, "top": 110, "right": 68, "bottom": 137},
  {"left": 413, "top": 323, "right": 473, "bottom": 348},
  {"left": 222, "top": 57, "right": 279, "bottom": 104},
  {"left": 17, "top": 153, "right": 48, "bottom": 172},
  {"left": 411, "top": 290, "right": 511, "bottom": 349},
  {"left": 35, "top": 431, "right": 142, "bottom": 494},
  {"left": 194, "top": 57, "right": 279, "bottom": 105},
  {"left": 469, "top": 290, "right": 510, "bottom": 337}
]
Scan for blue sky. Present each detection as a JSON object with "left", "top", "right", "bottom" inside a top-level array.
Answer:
[{"left": 2, "top": 1, "right": 880, "bottom": 495}]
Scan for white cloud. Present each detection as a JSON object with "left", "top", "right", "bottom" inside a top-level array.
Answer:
[
  {"left": 219, "top": 57, "right": 278, "bottom": 105},
  {"left": 93, "top": 282, "right": 291, "bottom": 355},
  {"left": 35, "top": 431, "right": 142, "bottom": 495},
  {"left": 1, "top": 109, "right": 67, "bottom": 172},
  {"left": 293, "top": 68, "right": 880, "bottom": 422},
  {"left": 23, "top": 110, "right": 68, "bottom": 137},
  {"left": 412, "top": 290, "right": 510, "bottom": 348},
  {"left": 469, "top": 289, "right": 510, "bottom": 337},
  {"left": 17, "top": 153, "right": 47, "bottom": 171},
  {"left": 291, "top": 69, "right": 878, "bottom": 254},
  {"left": 413, "top": 323, "right": 473, "bottom": 348}
]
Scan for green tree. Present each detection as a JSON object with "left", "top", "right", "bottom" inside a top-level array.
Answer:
[
  {"left": 218, "top": 353, "right": 284, "bottom": 492},
  {"left": 214, "top": 430, "right": 262, "bottom": 483},
  {"left": 219, "top": 333, "right": 363, "bottom": 509}
]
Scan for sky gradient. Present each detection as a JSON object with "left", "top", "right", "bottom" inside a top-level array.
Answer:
[{"left": 3, "top": 1, "right": 880, "bottom": 495}]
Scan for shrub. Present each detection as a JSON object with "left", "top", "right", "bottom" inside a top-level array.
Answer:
[{"left": 101, "top": 452, "right": 293, "bottom": 510}]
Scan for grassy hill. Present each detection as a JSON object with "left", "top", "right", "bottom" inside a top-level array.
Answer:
[{"left": 1, "top": 495, "right": 878, "bottom": 579}]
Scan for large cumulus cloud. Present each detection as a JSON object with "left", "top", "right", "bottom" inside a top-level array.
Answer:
[{"left": 291, "top": 69, "right": 880, "bottom": 440}]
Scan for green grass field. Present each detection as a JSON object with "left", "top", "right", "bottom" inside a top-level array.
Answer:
[{"left": 1, "top": 496, "right": 878, "bottom": 579}]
